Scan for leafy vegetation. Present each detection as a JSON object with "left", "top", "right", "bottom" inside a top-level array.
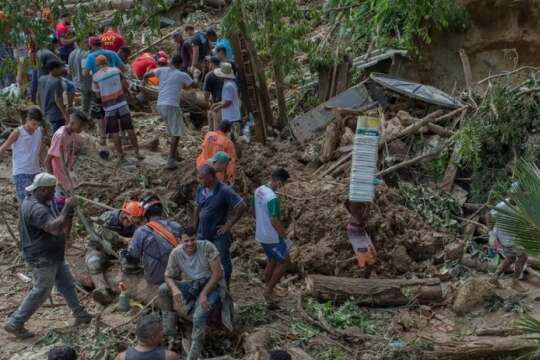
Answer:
[
  {"left": 304, "top": 298, "right": 376, "bottom": 334},
  {"left": 315, "top": 347, "right": 348, "bottom": 360},
  {"left": 322, "top": 0, "right": 467, "bottom": 54},
  {"left": 235, "top": 303, "right": 271, "bottom": 328},
  {"left": 398, "top": 182, "right": 462, "bottom": 229}
]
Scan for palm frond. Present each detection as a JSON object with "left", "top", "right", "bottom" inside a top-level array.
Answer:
[{"left": 492, "top": 160, "right": 540, "bottom": 256}]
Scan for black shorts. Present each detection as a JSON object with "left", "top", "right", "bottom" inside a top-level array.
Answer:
[
  {"left": 105, "top": 106, "right": 133, "bottom": 134},
  {"left": 90, "top": 92, "right": 105, "bottom": 119}
]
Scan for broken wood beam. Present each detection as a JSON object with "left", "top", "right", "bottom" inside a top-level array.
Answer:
[
  {"left": 377, "top": 137, "right": 454, "bottom": 177},
  {"left": 424, "top": 123, "right": 454, "bottom": 137},
  {"left": 423, "top": 335, "right": 538, "bottom": 360},
  {"left": 305, "top": 275, "right": 443, "bottom": 306}
]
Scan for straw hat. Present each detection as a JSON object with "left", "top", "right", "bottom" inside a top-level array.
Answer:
[{"left": 214, "top": 62, "right": 235, "bottom": 80}]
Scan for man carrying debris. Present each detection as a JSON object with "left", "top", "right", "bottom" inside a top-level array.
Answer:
[
  {"left": 253, "top": 168, "right": 291, "bottom": 303},
  {"left": 345, "top": 200, "right": 377, "bottom": 279},
  {"left": 159, "top": 226, "right": 233, "bottom": 360},
  {"left": 92, "top": 54, "right": 143, "bottom": 163},
  {"left": 86, "top": 201, "right": 145, "bottom": 305},
  {"left": 114, "top": 314, "right": 178, "bottom": 360},
  {"left": 194, "top": 165, "right": 246, "bottom": 284},
  {"left": 490, "top": 182, "right": 528, "bottom": 292},
  {"left": 196, "top": 121, "right": 237, "bottom": 184},
  {"left": 144, "top": 54, "right": 194, "bottom": 169},
  {"left": 5, "top": 173, "right": 91, "bottom": 339},
  {"left": 122, "top": 194, "right": 182, "bottom": 286}
]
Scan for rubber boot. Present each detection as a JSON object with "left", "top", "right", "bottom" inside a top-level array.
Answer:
[
  {"left": 91, "top": 274, "right": 114, "bottom": 305},
  {"left": 162, "top": 311, "right": 178, "bottom": 337}
]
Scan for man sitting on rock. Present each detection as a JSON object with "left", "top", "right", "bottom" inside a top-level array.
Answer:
[
  {"left": 86, "top": 201, "right": 145, "bottom": 305},
  {"left": 159, "top": 226, "right": 233, "bottom": 360},
  {"left": 122, "top": 194, "right": 182, "bottom": 286}
]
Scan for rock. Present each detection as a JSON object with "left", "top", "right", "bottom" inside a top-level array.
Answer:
[
  {"left": 383, "top": 117, "right": 404, "bottom": 139},
  {"left": 408, "top": 232, "right": 446, "bottom": 261},
  {"left": 451, "top": 185, "right": 468, "bottom": 206},
  {"left": 453, "top": 277, "right": 496, "bottom": 315},
  {"left": 396, "top": 110, "right": 414, "bottom": 126},
  {"left": 392, "top": 245, "right": 413, "bottom": 274},
  {"left": 445, "top": 240, "right": 465, "bottom": 261},
  {"left": 340, "top": 127, "right": 354, "bottom": 147}
]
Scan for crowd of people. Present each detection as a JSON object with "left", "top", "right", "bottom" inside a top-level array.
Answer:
[{"left": 0, "top": 10, "right": 293, "bottom": 360}]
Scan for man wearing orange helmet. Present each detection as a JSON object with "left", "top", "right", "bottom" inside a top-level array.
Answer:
[{"left": 86, "top": 201, "right": 145, "bottom": 305}]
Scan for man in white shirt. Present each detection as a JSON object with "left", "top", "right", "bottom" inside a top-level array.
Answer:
[
  {"left": 145, "top": 54, "right": 194, "bottom": 169},
  {"left": 211, "top": 62, "right": 241, "bottom": 138},
  {"left": 252, "top": 168, "right": 291, "bottom": 304}
]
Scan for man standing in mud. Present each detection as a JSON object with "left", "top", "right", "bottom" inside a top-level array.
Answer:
[
  {"left": 194, "top": 165, "right": 246, "bottom": 285},
  {"left": 5, "top": 173, "right": 91, "bottom": 339}
]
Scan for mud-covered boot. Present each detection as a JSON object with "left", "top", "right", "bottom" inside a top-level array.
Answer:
[
  {"left": 92, "top": 288, "right": 115, "bottom": 305},
  {"left": 162, "top": 311, "right": 178, "bottom": 337}
]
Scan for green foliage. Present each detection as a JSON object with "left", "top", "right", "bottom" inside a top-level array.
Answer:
[
  {"left": 0, "top": 0, "right": 167, "bottom": 50},
  {"left": 517, "top": 315, "right": 540, "bottom": 359},
  {"left": 493, "top": 160, "right": 540, "bottom": 257},
  {"left": 315, "top": 347, "right": 347, "bottom": 360},
  {"left": 291, "top": 322, "right": 321, "bottom": 342},
  {"left": 456, "top": 85, "right": 540, "bottom": 170},
  {"left": 322, "top": 0, "right": 467, "bottom": 54},
  {"left": 235, "top": 303, "right": 271, "bottom": 328},
  {"left": 398, "top": 182, "right": 462, "bottom": 229},
  {"left": 429, "top": 150, "right": 450, "bottom": 182},
  {"left": 304, "top": 299, "right": 376, "bottom": 334}
]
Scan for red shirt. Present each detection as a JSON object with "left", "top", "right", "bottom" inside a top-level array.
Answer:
[
  {"left": 131, "top": 54, "right": 157, "bottom": 79},
  {"left": 100, "top": 31, "right": 126, "bottom": 52}
]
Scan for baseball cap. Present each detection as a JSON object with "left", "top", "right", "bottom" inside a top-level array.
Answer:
[
  {"left": 210, "top": 151, "right": 230, "bottom": 164},
  {"left": 25, "top": 173, "right": 57, "bottom": 192}
]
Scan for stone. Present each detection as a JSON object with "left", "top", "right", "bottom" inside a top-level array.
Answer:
[{"left": 453, "top": 276, "right": 496, "bottom": 315}]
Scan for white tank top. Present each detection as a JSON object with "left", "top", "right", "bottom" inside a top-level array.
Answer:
[{"left": 12, "top": 126, "right": 42, "bottom": 176}]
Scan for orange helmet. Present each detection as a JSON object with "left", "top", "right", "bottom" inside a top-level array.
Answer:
[{"left": 122, "top": 201, "right": 145, "bottom": 218}]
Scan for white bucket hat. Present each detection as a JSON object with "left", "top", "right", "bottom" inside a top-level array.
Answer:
[
  {"left": 214, "top": 62, "right": 236, "bottom": 80},
  {"left": 25, "top": 173, "right": 57, "bottom": 192}
]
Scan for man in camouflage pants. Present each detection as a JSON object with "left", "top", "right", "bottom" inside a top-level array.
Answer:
[{"left": 86, "top": 201, "right": 145, "bottom": 304}]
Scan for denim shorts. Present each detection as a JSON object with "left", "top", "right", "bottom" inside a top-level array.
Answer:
[
  {"left": 261, "top": 239, "right": 289, "bottom": 263},
  {"left": 13, "top": 173, "right": 38, "bottom": 202}
]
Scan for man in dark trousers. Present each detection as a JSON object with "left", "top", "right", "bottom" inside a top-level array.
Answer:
[
  {"left": 194, "top": 165, "right": 246, "bottom": 284},
  {"left": 5, "top": 173, "right": 91, "bottom": 339}
]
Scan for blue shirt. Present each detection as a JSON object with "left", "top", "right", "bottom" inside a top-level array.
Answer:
[
  {"left": 84, "top": 49, "right": 124, "bottom": 75},
  {"left": 127, "top": 217, "right": 182, "bottom": 285},
  {"left": 216, "top": 38, "right": 233, "bottom": 61},
  {"left": 196, "top": 182, "right": 243, "bottom": 241}
]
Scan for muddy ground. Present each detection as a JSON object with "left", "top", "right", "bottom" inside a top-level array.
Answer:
[{"left": 1, "top": 113, "right": 540, "bottom": 360}]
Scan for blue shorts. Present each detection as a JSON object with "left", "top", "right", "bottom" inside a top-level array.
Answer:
[
  {"left": 13, "top": 173, "right": 38, "bottom": 202},
  {"left": 261, "top": 239, "right": 289, "bottom": 263}
]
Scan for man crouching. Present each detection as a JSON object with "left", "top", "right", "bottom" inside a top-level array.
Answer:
[{"left": 159, "top": 226, "right": 233, "bottom": 360}]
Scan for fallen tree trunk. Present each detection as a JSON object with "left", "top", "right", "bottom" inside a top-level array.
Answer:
[
  {"left": 423, "top": 335, "right": 538, "bottom": 360},
  {"left": 305, "top": 275, "right": 443, "bottom": 306}
]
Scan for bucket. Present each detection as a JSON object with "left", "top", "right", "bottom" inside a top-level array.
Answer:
[{"left": 349, "top": 116, "right": 380, "bottom": 202}]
